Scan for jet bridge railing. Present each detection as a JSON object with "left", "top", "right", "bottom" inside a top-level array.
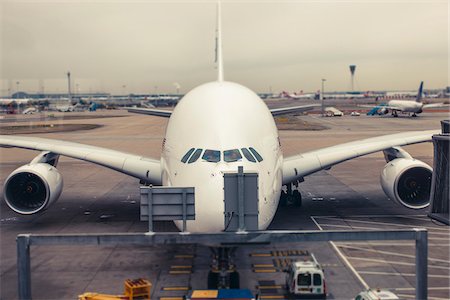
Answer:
[{"left": 17, "top": 228, "right": 428, "bottom": 300}]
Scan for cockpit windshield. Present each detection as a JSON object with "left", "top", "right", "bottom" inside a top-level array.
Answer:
[
  {"left": 202, "top": 150, "right": 221, "bottom": 163},
  {"left": 223, "top": 149, "right": 242, "bottom": 162},
  {"left": 249, "top": 147, "right": 263, "bottom": 162},
  {"left": 241, "top": 148, "right": 256, "bottom": 163},
  {"left": 188, "top": 148, "right": 203, "bottom": 163}
]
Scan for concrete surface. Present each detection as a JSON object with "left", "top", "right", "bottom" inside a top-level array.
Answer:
[{"left": 1, "top": 109, "right": 449, "bottom": 299}]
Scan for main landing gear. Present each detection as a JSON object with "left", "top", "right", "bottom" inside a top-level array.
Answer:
[
  {"left": 207, "top": 247, "right": 240, "bottom": 289},
  {"left": 280, "top": 182, "right": 302, "bottom": 207}
]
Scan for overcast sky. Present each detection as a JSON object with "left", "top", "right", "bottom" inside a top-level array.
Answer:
[{"left": 0, "top": 0, "right": 448, "bottom": 95}]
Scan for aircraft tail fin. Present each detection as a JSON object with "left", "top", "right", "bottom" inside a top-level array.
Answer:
[
  {"left": 416, "top": 81, "right": 424, "bottom": 102},
  {"left": 215, "top": 1, "right": 224, "bottom": 82}
]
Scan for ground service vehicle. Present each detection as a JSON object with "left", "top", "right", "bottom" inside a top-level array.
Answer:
[
  {"left": 355, "top": 289, "right": 400, "bottom": 300},
  {"left": 285, "top": 254, "right": 326, "bottom": 299}
]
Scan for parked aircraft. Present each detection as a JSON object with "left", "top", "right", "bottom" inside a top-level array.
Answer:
[
  {"left": 280, "top": 91, "right": 317, "bottom": 100},
  {"left": 363, "top": 82, "right": 448, "bottom": 117},
  {"left": 0, "top": 4, "right": 437, "bottom": 235},
  {"left": 0, "top": 98, "right": 31, "bottom": 106}
]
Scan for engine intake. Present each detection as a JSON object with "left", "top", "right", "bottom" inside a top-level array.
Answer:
[
  {"left": 381, "top": 158, "right": 432, "bottom": 209},
  {"left": 4, "top": 163, "right": 63, "bottom": 214}
]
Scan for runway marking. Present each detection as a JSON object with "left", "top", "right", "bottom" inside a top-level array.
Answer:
[
  {"left": 312, "top": 214, "right": 427, "bottom": 219},
  {"left": 170, "top": 265, "right": 192, "bottom": 269},
  {"left": 320, "top": 222, "right": 450, "bottom": 237},
  {"left": 169, "top": 270, "right": 192, "bottom": 275},
  {"left": 395, "top": 294, "right": 449, "bottom": 300},
  {"left": 314, "top": 216, "right": 450, "bottom": 232},
  {"left": 358, "top": 271, "right": 450, "bottom": 278},
  {"left": 253, "top": 264, "right": 275, "bottom": 268},
  {"left": 347, "top": 256, "right": 450, "bottom": 270},
  {"left": 310, "top": 216, "right": 369, "bottom": 290},
  {"left": 336, "top": 244, "right": 450, "bottom": 264},
  {"left": 253, "top": 269, "right": 278, "bottom": 273},
  {"left": 259, "top": 295, "right": 286, "bottom": 299},
  {"left": 258, "top": 285, "right": 283, "bottom": 289},
  {"left": 162, "top": 287, "right": 190, "bottom": 291},
  {"left": 337, "top": 241, "right": 448, "bottom": 247},
  {"left": 318, "top": 223, "right": 386, "bottom": 231},
  {"left": 174, "top": 254, "right": 194, "bottom": 258},
  {"left": 395, "top": 287, "right": 450, "bottom": 291}
]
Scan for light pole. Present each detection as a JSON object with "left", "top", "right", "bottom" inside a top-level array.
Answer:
[
  {"left": 15, "top": 81, "right": 20, "bottom": 98},
  {"left": 321, "top": 79, "right": 326, "bottom": 117}
]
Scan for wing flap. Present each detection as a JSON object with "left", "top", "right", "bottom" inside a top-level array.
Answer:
[
  {"left": 270, "top": 104, "right": 319, "bottom": 116},
  {"left": 126, "top": 107, "right": 172, "bottom": 117}
]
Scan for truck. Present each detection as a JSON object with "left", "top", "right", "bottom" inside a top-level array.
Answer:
[
  {"left": 285, "top": 254, "right": 326, "bottom": 299},
  {"left": 354, "top": 288, "right": 400, "bottom": 300}
]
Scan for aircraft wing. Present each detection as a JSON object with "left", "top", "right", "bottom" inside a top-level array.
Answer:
[
  {"left": 282, "top": 130, "right": 438, "bottom": 184},
  {"left": 0, "top": 135, "right": 162, "bottom": 184},
  {"left": 270, "top": 104, "right": 319, "bottom": 116},
  {"left": 422, "top": 103, "right": 450, "bottom": 109},
  {"left": 358, "top": 104, "right": 404, "bottom": 111},
  {"left": 126, "top": 107, "right": 172, "bottom": 118}
]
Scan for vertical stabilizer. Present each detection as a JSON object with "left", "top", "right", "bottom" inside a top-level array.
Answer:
[
  {"left": 215, "top": 1, "right": 224, "bottom": 82},
  {"left": 416, "top": 81, "right": 424, "bottom": 102}
]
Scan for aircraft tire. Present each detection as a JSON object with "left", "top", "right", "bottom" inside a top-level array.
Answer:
[
  {"left": 293, "top": 190, "right": 302, "bottom": 207},
  {"left": 229, "top": 271, "right": 240, "bottom": 289},
  {"left": 207, "top": 271, "right": 219, "bottom": 289},
  {"left": 279, "top": 191, "right": 288, "bottom": 207}
]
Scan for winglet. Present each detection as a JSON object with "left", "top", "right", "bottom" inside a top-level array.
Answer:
[
  {"left": 416, "top": 81, "right": 424, "bottom": 102},
  {"left": 215, "top": 1, "right": 224, "bottom": 82}
]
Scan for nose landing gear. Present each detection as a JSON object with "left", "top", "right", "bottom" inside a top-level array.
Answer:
[
  {"left": 207, "top": 247, "right": 240, "bottom": 289},
  {"left": 280, "top": 183, "right": 302, "bottom": 207}
]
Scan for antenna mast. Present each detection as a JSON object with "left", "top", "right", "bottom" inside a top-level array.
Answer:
[{"left": 216, "top": 1, "right": 224, "bottom": 82}]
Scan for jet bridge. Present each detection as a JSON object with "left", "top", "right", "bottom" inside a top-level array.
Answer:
[{"left": 429, "top": 120, "right": 450, "bottom": 225}]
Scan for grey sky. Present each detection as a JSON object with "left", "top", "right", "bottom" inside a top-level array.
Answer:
[{"left": 0, "top": 0, "right": 448, "bottom": 95}]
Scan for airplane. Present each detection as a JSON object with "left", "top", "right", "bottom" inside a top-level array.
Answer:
[
  {"left": 362, "top": 82, "right": 449, "bottom": 117},
  {"left": 280, "top": 91, "right": 317, "bottom": 100},
  {"left": 0, "top": 98, "right": 31, "bottom": 106},
  {"left": 0, "top": 3, "right": 438, "bottom": 236}
]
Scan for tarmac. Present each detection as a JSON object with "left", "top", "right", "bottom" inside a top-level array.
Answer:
[{"left": 0, "top": 108, "right": 449, "bottom": 300}]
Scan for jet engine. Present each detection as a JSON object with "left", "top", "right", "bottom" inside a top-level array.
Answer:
[
  {"left": 380, "top": 158, "right": 432, "bottom": 209},
  {"left": 3, "top": 163, "right": 63, "bottom": 214}
]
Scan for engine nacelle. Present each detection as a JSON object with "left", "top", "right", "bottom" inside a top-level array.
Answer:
[
  {"left": 380, "top": 158, "right": 432, "bottom": 209},
  {"left": 3, "top": 163, "right": 63, "bottom": 214}
]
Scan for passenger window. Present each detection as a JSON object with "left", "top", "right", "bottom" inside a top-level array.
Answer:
[
  {"left": 241, "top": 148, "right": 256, "bottom": 163},
  {"left": 313, "top": 274, "right": 322, "bottom": 286},
  {"left": 297, "top": 273, "right": 311, "bottom": 286},
  {"left": 224, "top": 149, "right": 242, "bottom": 162},
  {"left": 249, "top": 147, "right": 263, "bottom": 162},
  {"left": 181, "top": 148, "right": 195, "bottom": 163},
  {"left": 202, "top": 150, "right": 221, "bottom": 163},
  {"left": 188, "top": 149, "right": 203, "bottom": 164}
]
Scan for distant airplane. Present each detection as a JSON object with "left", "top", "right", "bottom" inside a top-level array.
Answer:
[
  {"left": 0, "top": 3, "right": 438, "bottom": 236},
  {"left": 0, "top": 98, "right": 31, "bottom": 106},
  {"left": 280, "top": 91, "right": 317, "bottom": 100},
  {"left": 363, "top": 82, "right": 449, "bottom": 117}
]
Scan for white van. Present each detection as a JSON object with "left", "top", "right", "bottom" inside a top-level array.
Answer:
[
  {"left": 355, "top": 288, "right": 399, "bottom": 300},
  {"left": 285, "top": 254, "right": 326, "bottom": 299}
]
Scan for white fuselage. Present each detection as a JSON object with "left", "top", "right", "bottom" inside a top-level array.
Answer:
[
  {"left": 388, "top": 100, "right": 423, "bottom": 113},
  {"left": 161, "top": 81, "right": 283, "bottom": 232}
]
